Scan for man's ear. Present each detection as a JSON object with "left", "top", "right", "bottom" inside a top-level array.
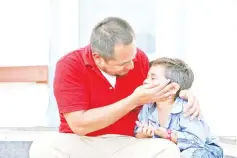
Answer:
[{"left": 92, "top": 52, "right": 103, "bottom": 64}]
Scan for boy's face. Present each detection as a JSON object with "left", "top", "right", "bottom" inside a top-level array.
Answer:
[{"left": 144, "top": 65, "right": 167, "bottom": 85}]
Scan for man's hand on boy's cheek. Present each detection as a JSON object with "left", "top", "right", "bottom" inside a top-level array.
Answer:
[
  {"left": 159, "top": 82, "right": 180, "bottom": 100},
  {"left": 179, "top": 90, "right": 201, "bottom": 120}
]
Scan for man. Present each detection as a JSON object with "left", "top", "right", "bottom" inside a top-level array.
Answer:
[{"left": 30, "top": 17, "right": 200, "bottom": 158}]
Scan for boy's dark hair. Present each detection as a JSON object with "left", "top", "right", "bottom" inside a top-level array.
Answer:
[{"left": 150, "top": 57, "right": 194, "bottom": 97}]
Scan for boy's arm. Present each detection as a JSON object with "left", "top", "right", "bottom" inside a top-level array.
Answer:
[
  {"left": 134, "top": 104, "right": 150, "bottom": 138},
  {"left": 175, "top": 114, "right": 209, "bottom": 150},
  {"left": 155, "top": 127, "right": 178, "bottom": 143},
  {"left": 155, "top": 114, "right": 209, "bottom": 150}
]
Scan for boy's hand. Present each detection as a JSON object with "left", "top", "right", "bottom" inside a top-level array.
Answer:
[
  {"left": 154, "top": 127, "right": 168, "bottom": 138},
  {"left": 136, "top": 121, "right": 155, "bottom": 137}
]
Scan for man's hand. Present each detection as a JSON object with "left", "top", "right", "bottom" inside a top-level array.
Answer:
[
  {"left": 135, "top": 121, "right": 155, "bottom": 138},
  {"left": 129, "top": 79, "right": 174, "bottom": 106},
  {"left": 154, "top": 82, "right": 180, "bottom": 102},
  {"left": 179, "top": 90, "right": 201, "bottom": 120}
]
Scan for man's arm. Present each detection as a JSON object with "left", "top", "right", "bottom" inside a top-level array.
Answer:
[
  {"left": 155, "top": 115, "right": 209, "bottom": 150},
  {"left": 175, "top": 115, "right": 209, "bottom": 150},
  {"left": 179, "top": 90, "right": 201, "bottom": 119},
  {"left": 65, "top": 81, "right": 170, "bottom": 136},
  {"left": 64, "top": 96, "right": 136, "bottom": 135}
]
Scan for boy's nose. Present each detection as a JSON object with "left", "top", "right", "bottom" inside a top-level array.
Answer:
[{"left": 143, "top": 78, "right": 150, "bottom": 85}]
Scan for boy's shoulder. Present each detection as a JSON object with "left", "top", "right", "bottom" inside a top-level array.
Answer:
[{"left": 171, "top": 97, "right": 187, "bottom": 115}]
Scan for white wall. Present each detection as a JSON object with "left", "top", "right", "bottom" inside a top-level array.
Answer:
[
  {"left": 0, "top": 0, "right": 49, "bottom": 66},
  {"left": 186, "top": 0, "right": 237, "bottom": 136},
  {"left": 155, "top": 0, "right": 237, "bottom": 136},
  {"left": 0, "top": 83, "right": 49, "bottom": 127},
  {"left": 47, "top": 0, "right": 80, "bottom": 126},
  {"left": 155, "top": 0, "right": 187, "bottom": 58}
]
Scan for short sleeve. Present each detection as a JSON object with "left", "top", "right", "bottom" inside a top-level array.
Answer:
[{"left": 53, "top": 58, "right": 89, "bottom": 114}]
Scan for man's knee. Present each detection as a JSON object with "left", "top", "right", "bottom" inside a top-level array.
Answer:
[
  {"left": 164, "top": 140, "right": 180, "bottom": 157},
  {"left": 29, "top": 133, "right": 72, "bottom": 158},
  {"left": 29, "top": 133, "right": 104, "bottom": 158},
  {"left": 29, "top": 133, "right": 55, "bottom": 158},
  {"left": 149, "top": 139, "right": 180, "bottom": 158}
]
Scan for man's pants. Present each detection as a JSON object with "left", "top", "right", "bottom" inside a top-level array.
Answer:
[{"left": 29, "top": 133, "right": 180, "bottom": 158}]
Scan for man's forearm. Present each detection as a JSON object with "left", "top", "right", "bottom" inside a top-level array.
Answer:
[{"left": 72, "top": 96, "right": 137, "bottom": 135}]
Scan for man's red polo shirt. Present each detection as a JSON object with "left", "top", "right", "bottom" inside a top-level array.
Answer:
[{"left": 53, "top": 45, "right": 149, "bottom": 136}]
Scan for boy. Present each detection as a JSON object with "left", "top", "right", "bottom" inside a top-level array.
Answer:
[{"left": 134, "top": 57, "right": 223, "bottom": 158}]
